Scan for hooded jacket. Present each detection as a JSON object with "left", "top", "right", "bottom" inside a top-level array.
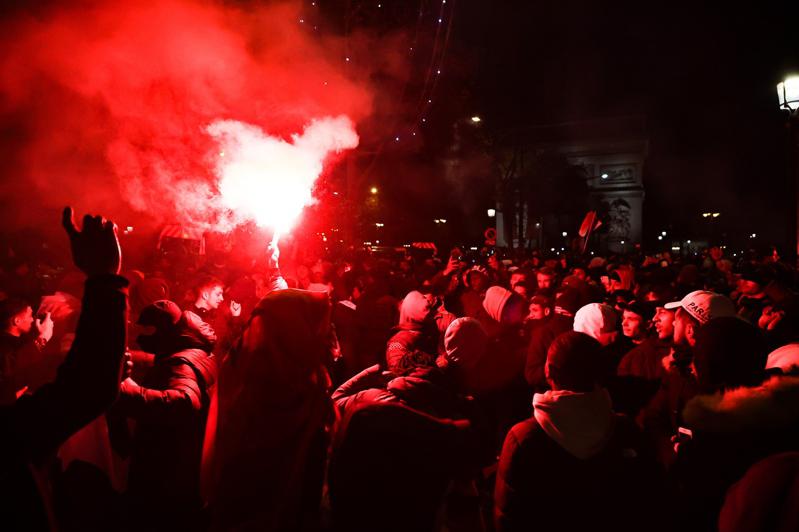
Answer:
[
  {"left": 495, "top": 395, "right": 663, "bottom": 532},
  {"left": 204, "top": 289, "right": 335, "bottom": 532}
]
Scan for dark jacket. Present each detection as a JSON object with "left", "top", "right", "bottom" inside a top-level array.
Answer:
[
  {"left": 0, "top": 332, "right": 41, "bottom": 405},
  {"left": 0, "top": 274, "right": 128, "bottom": 531},
  {"left": 610, "top": 338, "right": 670, "bottom": 416},
  {"left": 495, "top": 414, "right": 663, "bottom": 532},
  {"left": 205, "top": 289, "right": 335, "bottom": 532},
  {"left": 673, "top": 376, "right": 799, "bottom": 531},
  {"left": 525, "top": 313, "right": 573, "bottom": 389},
  {"left": 329, "top": 400, "right": 476, "bottom": 532},
  {"left": 114, "top": 337, "right": 217, "bottom": 527}
]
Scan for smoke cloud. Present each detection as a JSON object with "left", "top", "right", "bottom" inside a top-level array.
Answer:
[{"left": 0, "top": 0, "right": 379, "bottom": 232}]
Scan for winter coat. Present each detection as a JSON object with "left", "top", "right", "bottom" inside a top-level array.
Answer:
[
  {"left": 328, "top": 400, "right": 477, "bottom": 532},
  {"left": 113, "top": 342, "right": 217, "bottom": 528},
  {"left": 673, "top": 376, "right": 799, "bottom": 530},
  {"left": 0, "top": 274, "right": 128, "bottom": 531},
  {"left": 495, "top": 392, "right": 663, "bottom": 532},
  {"left": 204, "top": 289, "right": 335, "bottom": 532},
  {"left": 385, "top": 291, "right": 439, "bottom": 373},
  {"left": 719, "top": 451, "right": 799, "bottom": 532},
  {"left": 609, "top": 338, "right": 670, "bottom": 416},
  {"left": 525, "top": 313, "right": 573, "bottom": 389}
]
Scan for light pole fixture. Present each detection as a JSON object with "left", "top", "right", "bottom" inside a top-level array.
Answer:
[
  {"left": 777, "top": 75, "right": 799, "bottom": 262},
  {"left": 778, "top": 76, "right": 799, "bottom": 111}
]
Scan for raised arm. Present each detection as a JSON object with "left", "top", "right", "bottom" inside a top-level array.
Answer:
[{"left": 0, "top": 207, "right": 127, "bottom": 462}]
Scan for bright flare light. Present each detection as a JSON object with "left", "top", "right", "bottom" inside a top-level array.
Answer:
[{"left": 207, "top": 116, "right": 359, "bottom": 235}]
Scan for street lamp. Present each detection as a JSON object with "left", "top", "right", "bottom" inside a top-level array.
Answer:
[
  {"left": 778, "top": 77, "right": 799, "bottom": 111},
  {"left": 777, "top": 75, "right": 799, "bottom": 261},
  {"left": 487, "top": 208, "right": 496, "bottom": 218}
]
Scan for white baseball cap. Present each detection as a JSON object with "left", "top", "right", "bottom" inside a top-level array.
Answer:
[{"left": 664, "top": 290, "right": 735, "bottom": 325}]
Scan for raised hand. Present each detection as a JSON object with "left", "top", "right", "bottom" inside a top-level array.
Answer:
[
  {"left": 34, "top": 311, "right": 54, "bottom": 343},
  {"left": 62, "top": 207, "right": 121, "bottom": 276}
]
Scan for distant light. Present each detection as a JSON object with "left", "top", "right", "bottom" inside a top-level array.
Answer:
[
  {"left": 702, "top": 213, "right": 710, "bottom": 218},
  {"left": 671, "top": 246, "right": 681, "bottom": 251},
  {"left": 535, "top": 223, "right": 541, "bottom": 228},
  {"left": 658, "top": 236, "right": 663, "bottom": 241},
  {"left": 395, "top": 136, "right": 400, "bottom": 142},
  {"left": 712, "top": 212, "right": 720, "bottom": 218},
  {"left": 777, "top": 76, "right": 799, "bottom": 111},
  {"left": 219, "top": 151, "right": 225, "bottom": 157},
  {"left": 345, "top": 57, "right": 350, "bottom": 62},
  {"left": 487, "top": 208, "right": 496, "bottom": 217},
  {"left": 751, "top": 233, "right": 757, "bottom": 238},
  {"left": 471, "top": 116, "right": 482, "bottom": 123},
  {"left": 590, "top": 251, "right": 594, "bottom": 255},
  {"left": 434, "top": 219, "right": 440, "bottom": 224},
  {"left": 662, "top": 231, "right": 667, "bottom": 236},
  {"left": 687, "top": 240, "right": 691, "bottom": 244},
  {"left": 470, "top": 247, "right": 478, "bottom": 251},
  {"left": 375, "top": 222, "right": 384, "bottom": 228},
  {"left": 333, "top": 191, "right": 339, "bottom": 196},
  {"left": 562, "top": 231, "right": 568, "bottom": 237},
  {"left": 550, "top": 247, "right": 555, "bottom": 252},
  {"left": 370, "top": 186, "right": 378, "bottom": 194},
  {"left": 438, "top": 18, "right": 442, "bottom": 23},
  {"left": 436, "top": 69, "right": 441, "bottom": 75},
  {"left": 428, "top": 99, "right": 432, "bottom": 103},
  {"left": 299, "top": 18, "right": 304, "bottom": 23},
  {"left": 621, "top": 240, "right": 625, "bottom": 245},
  {"left": 375, "top": 240, "right": 380, "bottom": 244},
  {"left": 601, "top": 173, "right": 609, "bottom": 179},
  {"left": 440, "top": 219, "right": 447, "bottom": 224},
  {"left": 422, "top": 118, "right": 427, "bottom": 122},
  {"left": 126, "top": 226, "right": 133, "bottom": 233}
]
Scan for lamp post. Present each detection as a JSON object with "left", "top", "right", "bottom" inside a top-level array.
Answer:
[{"left": 777, "top": 76, "right": 799, "bottom": 262}]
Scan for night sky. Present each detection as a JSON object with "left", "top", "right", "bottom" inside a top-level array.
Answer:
[
  {"left": 1, "top": 0, "right": 797, "bottom": 252},
  {"left": 453, "top": 0, "right": 799, "bottom": 248}
]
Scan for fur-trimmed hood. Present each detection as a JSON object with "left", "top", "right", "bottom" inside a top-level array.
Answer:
[{"left": 683, "top": 376, "right": 799, "bottom": 433}]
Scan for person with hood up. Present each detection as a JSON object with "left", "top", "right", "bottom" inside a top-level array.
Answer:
[
  {"left": 385, "top": 290, "right": 439, "bottom": 374},
  {"left": 495, "top": 331, "right": 662, "bottom": 532},
  {"left": 204, "top": 289, "right": 336, "bottom": 532},
  {"left": 111, "top": 300, "right": 217, "bottom": 530},
  {"left": 328, "top": 317, "right": 489, "bottom": 532}
]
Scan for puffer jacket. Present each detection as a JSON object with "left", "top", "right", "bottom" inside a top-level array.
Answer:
[{"left": 673, "top": 375, "right": 799, "bottom": 531}]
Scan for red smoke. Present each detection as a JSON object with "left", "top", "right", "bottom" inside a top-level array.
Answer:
[{"left": 0, "top": 0, "right": 379, "bottom": 231}]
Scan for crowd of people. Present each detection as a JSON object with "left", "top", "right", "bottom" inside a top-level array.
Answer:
[{"left": 2, "top": 208, "right": 799, "bottom": 531}]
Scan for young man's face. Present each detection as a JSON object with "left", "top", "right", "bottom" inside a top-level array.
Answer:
[
  {"left": 528, "top": 303, "right": 548, "bottom": 320},
  {"left": 653, "top": 307, "right": 675, "bottom": 341},
  {"left": 13, "top": 306, "right": 34, "bottom": 334},
  {"left": 621, "top": 310, "right": 645, "bottom": 340},
  {"left": 672, "top": 308, "right": 695, "bottom": 346},
  {"left": 204, "top": 286, "right": 225, "bottom": 310},
  {"left": 537, "top": 273, "right": 553, "bottom": 290}
]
